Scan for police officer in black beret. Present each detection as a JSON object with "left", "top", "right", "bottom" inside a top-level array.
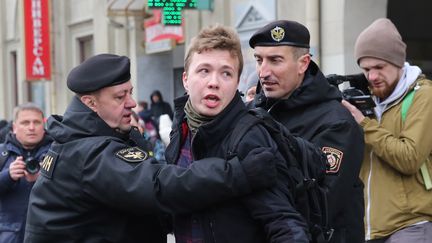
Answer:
[
  {"left": 24, "top": 53, "right": 280, "bottom": 243},
  {"left": 250, "top": 21, "right": 365, "bottom": 243}
]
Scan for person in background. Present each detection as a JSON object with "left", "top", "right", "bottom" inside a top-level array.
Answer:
[
  {"left": 135, "top": 100, "right": 147, "bottom": 113},
  {"left": 245, "top": 71, "right": 258, "bottom": 103},
  {"left": 0, "top": 120, "right": 12, "bottom": 144},
  {"left": 158, "top": 114, "right": 172, "bottom": 147},
  {"left": 24, "top": 53, "right": 279, "bottom": 243},
  {"left": 250, "top": 20, "right": 365, "bottom": 243},
  {"left": 130, "top": 111, "right": 166, "bottom": 163},
  {"left": 342, "top": 18, "right": 432, "bottom": 243},
  {"left": 150, "top": 90, "right": 174, "bottom": 126},
  {"left": 0, "top": 103, "right": 52, "bottom": 243},
  {"left": 137, "top": 101, "right": 161, "bottom": 144},
  {"left": 0, "top": 119, "right": 9, "bottom": 132},
  {"left": 165, "top": 24, "right": 308, "bottom": 243}
]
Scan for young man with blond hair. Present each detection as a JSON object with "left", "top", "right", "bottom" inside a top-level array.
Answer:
[{"left": 165, "top": 24, "right": 309, "bottom": 243}]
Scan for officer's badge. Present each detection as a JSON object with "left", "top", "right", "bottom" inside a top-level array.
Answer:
[
  {"left": 116, "top": 147, "right": 148, "bottom": 163},
  {"left": 322, "top": 147, "right": 343, "bottom": 174},
  {"left": 271, "top": 26, "right": 285, "bottom": 42},
  {"left": 40, "top": 150, "right": 58, "bottom": 179}
]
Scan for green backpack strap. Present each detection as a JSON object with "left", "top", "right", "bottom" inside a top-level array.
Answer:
[
  {"left": 401, "top": 89, "right": 415, "bottom": 122},
  {"left": 401, "top": 88, "right": 432, "bottom": 190}
]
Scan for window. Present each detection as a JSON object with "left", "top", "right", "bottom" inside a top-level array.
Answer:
[{"left": 78, "top": 35, "right": 94, "bottom": 63}]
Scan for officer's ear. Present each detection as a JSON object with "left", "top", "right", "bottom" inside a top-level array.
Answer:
[
  {"left": 80, "top": 95, "right": 98, "bottom": 112},
  {"left": 297, "top": 53, "right": 311, "bottom": 75}
]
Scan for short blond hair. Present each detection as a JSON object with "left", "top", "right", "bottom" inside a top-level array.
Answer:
[
  {"left": 13, "top": 103, "right": 44, "bottom": 122},
  {"left": 184, "top": 25, "right": 243, "bottom": 79}
]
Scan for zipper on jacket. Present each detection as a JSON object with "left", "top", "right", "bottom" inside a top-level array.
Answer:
[{"left": 365, "top": 151, "right": 374, "bottom": 240}]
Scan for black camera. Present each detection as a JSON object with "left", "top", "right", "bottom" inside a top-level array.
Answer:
[
  {"left": 326, "top": 73, "right": 376, "bottom": 117},
  {"left": 24, "top": 156, "right": 40, "bottom": 174}
]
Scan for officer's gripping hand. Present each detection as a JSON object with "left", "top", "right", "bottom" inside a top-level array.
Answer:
[{"left": 240, "top": 147, "right": 277, "bottom": 191}]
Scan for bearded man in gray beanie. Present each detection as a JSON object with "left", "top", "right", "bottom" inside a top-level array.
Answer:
[{"left": 342, "top": 18, "right": 432, "bottom": 243}]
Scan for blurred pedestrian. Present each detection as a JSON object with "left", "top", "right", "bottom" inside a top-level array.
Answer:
[
  {"left": 137, "top": 100, "right": 162, "bottom": 145},
  {"left": 150, "top": 90, "right": 173, "bottom": 126},
  {"left": 0, "top": 120, "right": 12, "bottom": 143},
  {"left": 342, "top": 18, "right": 432, "bottom": 242},
  {"left": 0, "top": 119, "right": 8, "bottom": 130},
  {"left": 245, "top": 71, "right": 259, "bottom": 103},
  {"left": 158, "top": 114, "right": 172, "bottom": 146},
  {"left": 130, "top": 111, "right": 166, "bottom": 163}
]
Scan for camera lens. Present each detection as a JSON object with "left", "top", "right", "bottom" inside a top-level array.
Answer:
[{"left": 25, "top": 157, "right": 40, "bottom": 174}]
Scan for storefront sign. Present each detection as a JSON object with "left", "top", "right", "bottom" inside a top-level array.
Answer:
[
  {"left": 24, "top": 0, "right": 51, "bottom": 81},
  {"left": 145, "top": 39, "right": 175, "bottom": 54},
  {"left": 145, "top": 10, "right": 184, "bottom": 43},
  {"left": 144, "top": 9, "right": 183, "bottom": 54}
]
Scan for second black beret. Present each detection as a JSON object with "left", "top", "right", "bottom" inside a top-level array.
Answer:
[
  {"left": 249, "top": 20, "right": 310, "bottom": 48},
  {"left": 67, "top": 54, "right": 131, "bottom": 93}
]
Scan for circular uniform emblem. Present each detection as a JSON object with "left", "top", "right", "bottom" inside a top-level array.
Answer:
[
  {"left": 322, "top": 146, "right": 343, "bottom": 174},
  {"left": 271, "top": 26, "right": 285, "bottom": 42}
]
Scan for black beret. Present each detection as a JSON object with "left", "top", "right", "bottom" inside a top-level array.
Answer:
[
  {"left": 249, "top": 20, "right": 310, "bottom": 48},
  {"left": 67, "top": 54, "right": 131, "bottom": 93}
]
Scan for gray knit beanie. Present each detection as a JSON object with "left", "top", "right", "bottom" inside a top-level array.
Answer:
[
  {"left": 246, "top": 71, "right": 259, "bottom": 90},
  {"left": 354, "top": 18, "right": 406, "bottom": 68}
]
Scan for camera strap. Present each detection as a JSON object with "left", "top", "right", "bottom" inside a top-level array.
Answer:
[
  {"left": 0, "top": 144, "right": 8, "bottom": 171},
  {"left": 401, "top": 87, "right": 432, "bottom": 191}
]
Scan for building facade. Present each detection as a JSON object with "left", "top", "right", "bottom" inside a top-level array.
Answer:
[{"left": 0, "top": 0, "right": 430, "bottom": 119}]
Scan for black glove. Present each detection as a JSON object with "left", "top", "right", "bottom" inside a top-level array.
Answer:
[{"left": 240, "top": 147, "right": 277, "bottom": 191}]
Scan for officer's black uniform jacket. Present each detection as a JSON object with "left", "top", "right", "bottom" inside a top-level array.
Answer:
[
  {"left": 255, "top": 61, "right": 365, "bottom": 243},
  {"left": 165, "top": 92, "right": 309, "bottom": 243},
  {"left": 24, "top": 96, "right": 275, "bottom": 243}
]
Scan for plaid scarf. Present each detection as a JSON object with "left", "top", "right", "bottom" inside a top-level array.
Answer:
[{"left": 174, "top": 121, "right": 205, "bottom": 243}]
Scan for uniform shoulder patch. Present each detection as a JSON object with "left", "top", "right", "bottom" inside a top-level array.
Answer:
[
  {"left": 322, "top": 146, "right": 343, "bottom": 174},
  {"left": 40, "top": 150, "right": 58, "bottom": 179},
  {"left": 116, "top": 147, "right": 148, "bottom": 163}
]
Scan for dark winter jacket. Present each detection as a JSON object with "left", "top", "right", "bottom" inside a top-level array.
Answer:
[
  {"left": 24, "top": 96, "right": 277, "bottom": 243},
  {"left": 165, "top": 92, "right": 309, "bottom": 243},
  {"left": 0, "top": 133, "right": 51, "bottom": 243},
  {"left": 0, "top": 121, "right": 12, "bottom": 144},
  {"left": 255, "top": 61, "right": 365, "bottom": 243}
]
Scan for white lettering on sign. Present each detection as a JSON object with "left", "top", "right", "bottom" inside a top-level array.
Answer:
[{"left": 31, "top": 0, "right": 45, "bottom": 76}]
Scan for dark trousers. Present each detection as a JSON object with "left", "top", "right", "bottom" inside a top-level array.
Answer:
[{"left": 366, "top": 222, "right": 432, "bottom": 243}]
